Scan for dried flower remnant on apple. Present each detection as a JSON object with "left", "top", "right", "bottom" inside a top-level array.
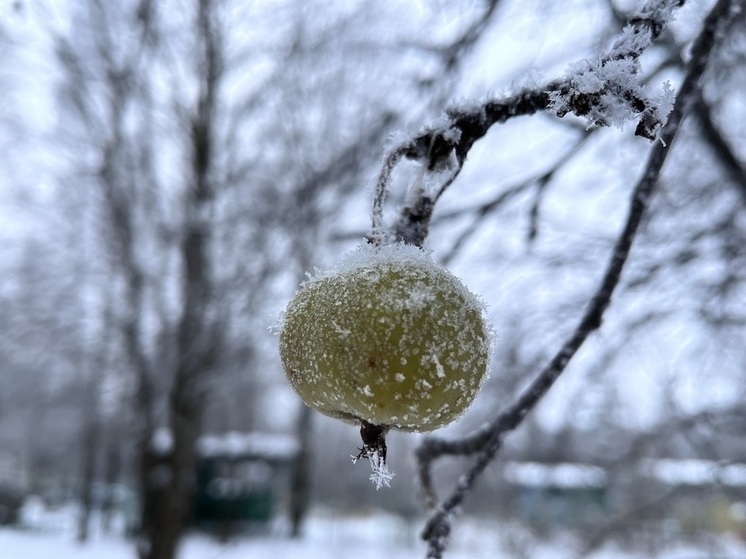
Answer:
[{"left": 278, "top": 243, "right": 491, "bottom": 485}]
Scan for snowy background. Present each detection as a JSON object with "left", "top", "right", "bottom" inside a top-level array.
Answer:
[
  {"left": 3, "top": 503, "right": 746, "bottom": 559},
  {"left": 0, "top": 0, "right": 745, "bottom": 557}
]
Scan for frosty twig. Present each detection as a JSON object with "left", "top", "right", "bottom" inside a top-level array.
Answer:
[
  {"left": 371, "top": 145, "right": 408, "bottom": 245},
  {"left": 371, "top": 0, "right": 688, "bottom": 252}
]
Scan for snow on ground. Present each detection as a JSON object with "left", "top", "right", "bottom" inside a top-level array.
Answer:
[
  {"left": 2, "top": 502, "right": 746, "bottom": 559},
  {"left": 1, "top": 511, "right": 437, "bottom": 559},
  {"left": 0, "top": 527, "right": 419, "bottom": 559},
  {"left": 5, "top": 508, "right": 429, "bottom": 559}
]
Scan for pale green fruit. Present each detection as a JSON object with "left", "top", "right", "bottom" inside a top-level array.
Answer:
[{"left": 279, "top": 243, "right": 490, "bottom": 433}]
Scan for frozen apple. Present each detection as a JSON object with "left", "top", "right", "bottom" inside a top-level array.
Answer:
[{"left": 279, "top": 243, "right": 490, "bottom": 433}]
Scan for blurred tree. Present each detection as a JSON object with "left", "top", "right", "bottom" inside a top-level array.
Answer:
[{"left": 50, "top": 1, "right": 232, "bottom": 556}]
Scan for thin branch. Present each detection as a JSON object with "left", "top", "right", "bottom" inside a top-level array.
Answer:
[
  {"left": 405, "top": 0, "right": 684, "bottom": 170},
  {"left": 416, "top": 0, "right": 733, "bottom": 555},
  {"left": 439, "top": 184, "right": 528, "bottom": 267},
  {"left": 370, "top": 144, "right": 409, "bottom": 245},
  {"left": 395, "top": 0, "right": 505, "bottom": 82},
  {"left": 407, "top": 89, "right": 553, "bottom": 172},
  {"left": 695, "top": 95, "right": 746, "bottom": 203},
  {"left": 375, "top": 1, "right": 686, "bottom": 252},
  {"left": 437, "top": 130, "right": 594, "bottom": 266}
]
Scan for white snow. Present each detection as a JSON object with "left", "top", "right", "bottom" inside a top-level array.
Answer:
[
  {"left": 198, "top": 432, "right": 299, "bottom": 460},
  {"left": 548, "top": 1, "right": 680, "bottom": 137},
  {"left": 503, "top": 461, "right": 608, "bottom": 488},
  {"left": 299, "top": 243, "right": 486, "bottom": 319},
  {"left": 3, "top": 505, "right": 746, "bottom": 559},
  {"left": 151, "top": 427, "right": 173, "bottom": 455},
  {"left": 331, "top": 320, "right": 352, "bottom": 337},
  {"left": 640, "top": 459, "right": 746, "bottom": 487}
]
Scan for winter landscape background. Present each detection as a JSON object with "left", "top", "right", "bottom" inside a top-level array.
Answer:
[{"left": 0, "top": 0, "right": 745, "bottom": 557}]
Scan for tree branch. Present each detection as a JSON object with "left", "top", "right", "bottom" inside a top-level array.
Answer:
[
  {"left": 416, "top": 0, "right": 733, "bottom": 555},
  {"left": 694, "top": 94, "right": 746, "bottom": 204},
  {"left": 407, "top": 0, "right": 684, "bottom": 168},
  {"left": 373, "top": 0, "right": 687, "bottom": 249}
]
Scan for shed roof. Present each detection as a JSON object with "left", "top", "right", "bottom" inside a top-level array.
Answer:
[
  {"left": 503, "top": 461, "right": 607, "bottom": 489},
  {"left": 197, "top": 431, "right": 299, "bottom": 461}
]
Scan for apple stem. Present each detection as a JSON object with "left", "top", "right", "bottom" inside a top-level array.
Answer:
[{"left": 358, "top": 420, "right": 388, "bottom": 463}]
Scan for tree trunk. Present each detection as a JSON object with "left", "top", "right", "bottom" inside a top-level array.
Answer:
[
  {"left": 76, "top": 412, "right": 99, "bottom": 543},
  {"left": 138, "top": 442, "right": 179, "bottom": 559},
  {"left": 137, "top": 366, "right": 211, "bottom": 559},
  {"left": 138, "top": 2, "right": 220, "bottom": 556},
  {"left": 289, "top": 404, "right": 313, "bottom": 537},
  {"left": 99, "top": 442, "right": 121, "bottom": 535}
]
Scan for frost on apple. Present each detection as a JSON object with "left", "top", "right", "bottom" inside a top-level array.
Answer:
[
  {"left": 279, "top": 242, "right": 490, "bottom": 431},
  {"left": 278, "top": 242, "right": 491, "bottom": 485}
]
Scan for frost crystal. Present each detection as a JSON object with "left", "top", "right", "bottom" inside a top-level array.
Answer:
[
  {"left": 350, "top": 449, "right": 395, "bottom": 489},
  {"left": 367, "top": 451, "right": 395, "bottom": 490},
  {"left": 549, "top": 0, "right": 681, "bottom": 139}
]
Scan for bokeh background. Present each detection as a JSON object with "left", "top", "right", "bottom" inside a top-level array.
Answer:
[{"left": 0, "top": 0, "right": 744, "bottom": 557}]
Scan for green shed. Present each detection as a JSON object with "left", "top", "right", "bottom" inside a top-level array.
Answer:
[
  {"left": 192, "top": 432, "right": 298, "bottom": 535},
  {"left": 503, "top": 461, "right": 608, "bottom": 528}
]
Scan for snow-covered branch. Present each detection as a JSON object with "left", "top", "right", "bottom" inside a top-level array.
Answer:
[
  {"left": 371, "top": 0, "right": 688, "bottom": 248},
  {"left": 548, "top": 0, "right": 683, "bottom": 139},
  {"left": 415, "top": 0, "right": 684, "bottom": 165}
]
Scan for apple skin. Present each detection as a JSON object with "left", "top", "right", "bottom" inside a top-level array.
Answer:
[{"left": 279, "top": 244, "right": 490, "bottom": 433}]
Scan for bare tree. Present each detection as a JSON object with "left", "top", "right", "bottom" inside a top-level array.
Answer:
[{"left": 51, "top": 1, "right": 226, "bottom": 556}]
